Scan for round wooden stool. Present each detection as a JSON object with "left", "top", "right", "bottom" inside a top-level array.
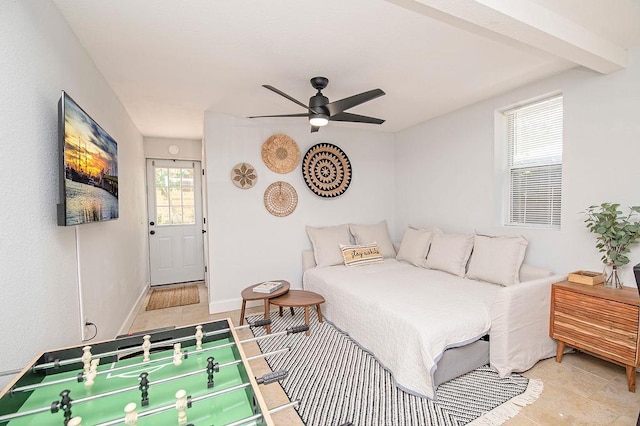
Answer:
[
  {"left": 268, "top": 290, "right": 325, "bottom": 336},
  {"left": 239, "top": 281, "right": 290, "bottom": 334}
]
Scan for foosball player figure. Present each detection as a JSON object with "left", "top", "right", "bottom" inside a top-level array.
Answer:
[
  {"left": 195, "top": 325, "right": 203, "bottom": 350},
  {"left": 173, "top": 343, "right": 183, "bottom": 366},
  {"left": 84, "top": 359, "right": 99, "bottom": 388},
  {"left": 56, "top": 389, "right": 73, "bottom": 425},
  {"left": 81, "top": 346, "right": 92, "bottom": 375},
  {"left": 206, "top": 356, "right": 219, "bottom": 389},
  {"left": 67, "top": 417, "right": 82, "bottom": 426},
  {"left": 138, "top": 372, "right": 150, "bottom": 407},
  {"left": 175, "top": 389, "right": 188, "bottom": 425},
  {"left": 142, "top": 335, "right": 151, "bottom": 362},
  {"left": 124, "top": 402, "right": 138, "bottom": 425}
]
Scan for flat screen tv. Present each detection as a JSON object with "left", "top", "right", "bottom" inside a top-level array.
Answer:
[{"left": 57, "top": 91, "right": 118, "bottom": 226}]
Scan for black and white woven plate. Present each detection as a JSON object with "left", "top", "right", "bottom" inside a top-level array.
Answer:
[{"left": 301, "top": 143, "right": 352, "bottom": 197}]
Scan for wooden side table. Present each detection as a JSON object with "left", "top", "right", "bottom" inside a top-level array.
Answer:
[
  {"left": 240, "top": 281, "right": 290, "bottom": 334},
  {"left": 550, "top": 280, "right": 640, "bottom": 392},
  {"left": 268, "top": 290, "right": 325, "bottom": 336}
]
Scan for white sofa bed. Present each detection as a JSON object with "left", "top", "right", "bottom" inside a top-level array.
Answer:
[{"left": 302, "top": 222, "right": 563, "bottom": 399}]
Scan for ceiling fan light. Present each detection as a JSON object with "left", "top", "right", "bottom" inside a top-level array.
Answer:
[{"left": 309, "top": 114, "right": 329, "bottom": 127}]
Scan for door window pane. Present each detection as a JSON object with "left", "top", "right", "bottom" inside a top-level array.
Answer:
[
  {"left": 182, "top": 206, "right": 195, "bottom": 224},
  {"left": 171, "top": 207, "right": 184, "bottom": 224},
  {"left": 156, "top": 206, "right": 170, "bottom": 225}
]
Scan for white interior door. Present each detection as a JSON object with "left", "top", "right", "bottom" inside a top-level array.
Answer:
[{"left": 146, "top": 159, "right": 205, "bottom": 286}]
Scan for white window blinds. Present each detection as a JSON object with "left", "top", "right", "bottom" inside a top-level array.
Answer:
[{"left": 505, "top": 95, "right": 563, "bottom": 228}]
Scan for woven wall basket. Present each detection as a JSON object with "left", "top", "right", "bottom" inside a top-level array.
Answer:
[
  {"left": 301, "top": 143, "right": 352, "bottom": 198},
  {"left": 264, "top": 181, "right": 298, "bottom": 217},
  {"left": 261, "top": 134, "right": 300, "bottom": 174},
  {"left": 230, "top": 162, "right": 257, "bottom": 189}
]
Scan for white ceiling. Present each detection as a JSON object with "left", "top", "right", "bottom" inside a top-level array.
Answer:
[{"left": 52, "top": 0, "right": 640, "bottom": 139}]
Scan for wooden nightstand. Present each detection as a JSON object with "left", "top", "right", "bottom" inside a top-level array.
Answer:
[{"left": 550, "top": 280, "right": 640, "bottom": 392}]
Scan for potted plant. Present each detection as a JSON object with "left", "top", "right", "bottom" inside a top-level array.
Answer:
[{"left": 584, "top": 203, "right": 640, "bottom": 289}]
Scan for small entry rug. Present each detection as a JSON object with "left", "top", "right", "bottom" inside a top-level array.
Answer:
[
  {"left": 249, "top": 309, "right": 542, "bottom": 426},
  {"left": 146, "top": 284, "right": 200, "bottom": 311}
]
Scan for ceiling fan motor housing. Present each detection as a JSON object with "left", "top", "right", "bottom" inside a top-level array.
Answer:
[
  {"left": 309, "top": 93, "right": 329, "bottom": 115},
  {"left": 309, "top": 76, "right": 330, "bottom": 116}
]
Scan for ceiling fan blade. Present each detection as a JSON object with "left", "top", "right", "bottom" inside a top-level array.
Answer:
[
  {"left": 325, "top": 89, "right": 385, "bottom": 116},
  {"left": 248, "top": 113, "right": 310, "bottom": 119},
  {"left": 329, "top": 112, "right": 385, "bottom": 125},
  {"left": 310, "top": 125, "right": 320, "bottom": 133},
  {"left": 263, "top": 85, "right": 321, "bottom": 114}
]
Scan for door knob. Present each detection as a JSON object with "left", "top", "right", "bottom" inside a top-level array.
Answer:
[
  {"left": 150, "top": 230, "right": 155, "bottom": 235},
  {"left": 202, "top": 230, "right": 207, "bottom": 234},
  {"left": 149, "top": 221, "right": 155, "bottom": 226}
]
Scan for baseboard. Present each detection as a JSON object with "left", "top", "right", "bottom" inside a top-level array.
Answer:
[{"left": 117, "top": 282, "right": 149, "bottom": 337}]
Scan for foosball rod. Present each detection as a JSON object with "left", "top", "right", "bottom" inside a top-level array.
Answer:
[
  {"left": 11, "top": 323, "right": 295, "bottom": 394},
  {"left": 240, "top": 324, "right": 309, "bottom": 345},
  {"left": 31, "top": 320, "right": 272, "bottom": 372},
  {"left": 224, "top": 400, "right": 301, "bottom": 426},
  {"left": 0, "top": 348, "right": 290, "bottom": 423},
  {"left": 94, "top": 371, "right": 293, "bottom": 426}
]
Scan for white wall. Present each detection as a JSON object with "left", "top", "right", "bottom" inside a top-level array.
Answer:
[
  {"left": 0, "top": 0, "right": 148, "bottom": 384},
  {"left": 204, "top": 113, "right": 395, "bottom": 312},
  {"left": 144, "top": 137, "right": 202, "bottom": 160},
  {"left": 395, "top": 47, "right": 640, "bottom": 287}
]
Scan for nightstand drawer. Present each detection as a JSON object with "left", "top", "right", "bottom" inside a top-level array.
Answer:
[
  {"left": 554, "top": 287, "right": 639, "bottom": 332},
  {"left": 552, "top": 313, "right": 637, "bottom": 364}
]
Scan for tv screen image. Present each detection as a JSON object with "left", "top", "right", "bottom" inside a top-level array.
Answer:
[{"left": 58, "top": 91, "right": 118, "bottom": 226}]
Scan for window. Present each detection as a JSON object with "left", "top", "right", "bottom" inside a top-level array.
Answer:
[
  {"left": 504, "top": 95, "right": 563, "bottom": 229},
  {"left": 154, "top": 167, "right": 196, "bottom": 225}
]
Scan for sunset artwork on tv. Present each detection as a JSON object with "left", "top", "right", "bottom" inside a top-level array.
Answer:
[{"left": 58, "top": 92, "right": 119, "bottom": 226}]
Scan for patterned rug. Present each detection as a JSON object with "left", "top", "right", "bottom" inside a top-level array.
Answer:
[
  {"left": 145, "top": 284, "right": 200, "bottom": 311},
  {"left": 249, "top": 309, "right": 542, "bottom": 426}
]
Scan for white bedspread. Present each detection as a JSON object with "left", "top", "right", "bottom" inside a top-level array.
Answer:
[{"left": 303, "top": 259, "right": 500, "bottom": 399}]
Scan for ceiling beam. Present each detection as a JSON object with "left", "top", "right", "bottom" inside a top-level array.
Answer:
[{"left": 388, "top": 0, "right": 627, "bottom": 74}]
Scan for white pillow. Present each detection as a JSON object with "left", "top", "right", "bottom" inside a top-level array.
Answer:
[
  {"left": 306, "top": 224, "right": 352, "bottom": 267},
  {"left": 466, "top": 234, "right": 528, "bottom": 286},
  {"left": 424, "top": 232, "right": 474, "bottom": 277},
  {"left": 349, "top": 220, "right": 396, "bottom": 258},
  {"left": 396, "top": 228, "right": 433, "bottom": 267}
]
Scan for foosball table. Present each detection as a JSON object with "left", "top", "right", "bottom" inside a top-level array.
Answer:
[{"left": 0, "top": 318, "right": 306, "bottom": 425}]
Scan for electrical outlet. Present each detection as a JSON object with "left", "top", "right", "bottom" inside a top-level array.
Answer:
[{"left": 83, "top": 316, "right": 91, "bottom": 335}]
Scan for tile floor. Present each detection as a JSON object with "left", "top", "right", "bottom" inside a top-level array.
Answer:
[{"left": 130, "top": 283, "right": 640, "bottom": 425}]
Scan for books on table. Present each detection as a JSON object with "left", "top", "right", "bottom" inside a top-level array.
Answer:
[{"left": 253, "top": 281, "right": 283, "bottom": 293}]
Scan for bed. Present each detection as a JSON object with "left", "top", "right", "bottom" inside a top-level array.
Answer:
[{"left": 302, "top": 249, "right": 562, "bottom": 399}]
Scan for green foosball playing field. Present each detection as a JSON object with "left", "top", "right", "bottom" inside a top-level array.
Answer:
[{"left": 0, "top": 318, "right": 298, "bottom": 426}]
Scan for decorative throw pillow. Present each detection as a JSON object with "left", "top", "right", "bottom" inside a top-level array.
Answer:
[
  {"left": 396, "top": 228, "right": 433, "bottom": 267},
  {"left": 306, "top": 224, "right": 352, "bottom": 267},
  {"left": 466, "top": 234, "right": 528, "bottom": 286},
  {"left": 349, "top": 220, "right": 396, "bottom": 258},
  {"left": 424, "top": 232, "right": 474, "bottom": 277},
  {"left": 340, "top": 243, "right": 384, "bottom": 267}
]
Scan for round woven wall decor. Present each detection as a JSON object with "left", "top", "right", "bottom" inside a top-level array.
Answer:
[
  {"left": 264, "top": 181, "right": 298, "bottom": 217},
  {"left": 230, "top": 162, "right": 257, "bottom": 189},
  {"left": 301, "top": 143, "right": 352, "bottom": 198},
  {"left": 261, "top": 134, "right": 300, "bottom": 174}
]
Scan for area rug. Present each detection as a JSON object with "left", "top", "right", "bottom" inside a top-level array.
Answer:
[
  {"left": 145, "top": 284, "right": 200, "bottom": 311},
  {"left": 249, "top": 309, "right": 542, "bottom": 426}
]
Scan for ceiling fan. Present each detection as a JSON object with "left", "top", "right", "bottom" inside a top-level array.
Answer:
[{"left": 248, "top": 77, "right": 385, "bottom": 133}]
